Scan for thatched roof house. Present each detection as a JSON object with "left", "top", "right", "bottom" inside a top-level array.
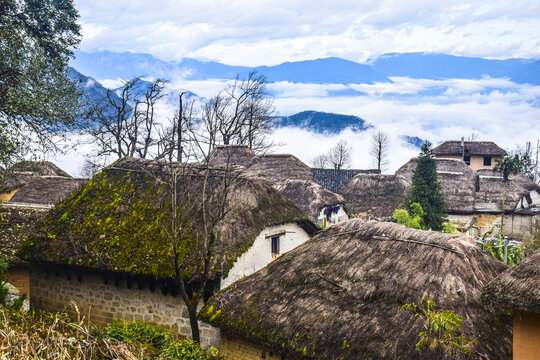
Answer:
[
  {"left": 340, "top": 157, "right": 540, "bottom": 218},
  {"left": 338, "top": 174, "right": 409, "bottom": 218},
  {"left": 482, "top": 248, "right": 540, "bottom": 359},
  {"left": 201, "top": 220, "right": 511, "bottom": 359},
  {"left": 433, "top": 141, "right": 507, "bottom": 157},
  {"left": 23, "top": 157, "right": 314, "bottom": 280},
  {"left": 483, "top": 248, "right": 540, "bottom": 314},
  {"left": 207, "top": 147, "right": 346, "bottom": 223}
]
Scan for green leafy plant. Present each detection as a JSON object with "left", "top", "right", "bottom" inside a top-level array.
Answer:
[
  {"left": 442, "top": 222, "right": 457, "bottom": 234},
  {"left": 393, "top": 202, "right": 425, "bottom": 229},
  {"left": 161, "top": 339, "right": 216, "bottom": 360},
  {"left": 401, "top": 295, "right": 476, "bottom": 357},
  {"left": 480, "top": 236, "right": 524, "bottom": 266}
]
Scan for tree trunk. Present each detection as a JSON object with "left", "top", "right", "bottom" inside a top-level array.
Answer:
[{"left": 187, "top": 302, "right": 200, "bottom": 342}]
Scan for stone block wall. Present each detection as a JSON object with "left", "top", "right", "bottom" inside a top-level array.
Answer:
[
  {"left": 30, "top": 264, "right": 220, "bottom": 347},
  {"left": 220, "top": 334, "right": 288, "bottom": 360}
]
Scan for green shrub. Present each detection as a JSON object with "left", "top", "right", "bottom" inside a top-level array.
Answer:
[
  {"left": 393, "top": 202, "right": 425, "bottom": 230},
  {"left": 442, "top": 222, "right": 457, "bottom": 234},
  {"left": 105, "top": 319, "right": 173, "bottom": 351},
  {"left": 104, "top": 319, "right": 216, "bottom": 359},
  {"left": 161, "top": 339, "right": 214, "bottom": 360}
]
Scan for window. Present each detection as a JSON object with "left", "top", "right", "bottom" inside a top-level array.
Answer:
[
  {"left": 483, "top": 156, "right": 492, "bottom": 166},
  {"left": 271, "top": 236, "right": 280, "bottom": 255},
  {"left": 463, "top": 155, "right": 471, "bottom": 165}
]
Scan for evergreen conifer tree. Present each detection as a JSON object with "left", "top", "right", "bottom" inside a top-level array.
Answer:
[{"left": 405, "top": 142, "right": 447, "bottom": 230}]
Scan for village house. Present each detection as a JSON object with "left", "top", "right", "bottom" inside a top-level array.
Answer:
[
  {"left": 22, "top": 157, "right": 317, "bottom": 347},
  {"left": 340, "top": 157, "right": 540, "bottom": 239},
  {"left": 483, "top": 248, "right": 540, "bottom": 359},
  {"left": 209, "top": 145, "right": 348, "bottom": 227},
  {"left": 200, "top": 220, "right": 512, "bottom": 359},
  {"left": 0, "top": 161, "right": 86, "bottom": 297},
  {"left": 433, "top": 140, "right": 507, "bottom": 171}
]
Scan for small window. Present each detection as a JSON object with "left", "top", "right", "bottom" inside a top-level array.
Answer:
[
  {"left": 271, "top": 236, "right": 280, "bottom": 255},
  {"left": 463, "top": 155, "right": 471, "bottom": 165},
  {"left": 483, "top": 156, "right": 491, "bottom": 166}
]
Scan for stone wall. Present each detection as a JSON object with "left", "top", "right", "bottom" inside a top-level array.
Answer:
[
  {"left": 30, "top": 264, "right": 220, "bottom": 347},
  {"left": 448, "top": 213, "right": 538, "bottom": 240},
  {"left": 220, "top": 334, "right": 289, "bottom": 360}
]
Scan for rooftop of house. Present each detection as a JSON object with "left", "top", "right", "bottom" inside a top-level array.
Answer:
[
  {"left": 482, "top": 248, "right": 540, "bottom": 314},
  {"left": 200, "top": 219, "right": 511, "bottom": 359},
  {"left": 433, "top": 141, "right": 507, "bottom": 157},
  {"left": 22, "top": 157, "right": 317, "bottom": 280}
]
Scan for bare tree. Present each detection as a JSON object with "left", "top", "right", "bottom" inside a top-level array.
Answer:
[
  {"left": 310, "top": 153, "right": 330, "bottom": 168},
  {"left": 200, "top": 71, "right": 274, "bottom": 153},
  {"left": 370, "top": 130, "right": 390, "bottom": 172},
  {"left": 85, "top": 77, "right": 166, "bottom": 159},
  {"left": 328, "top": 140, "right": 352, "bottom": 170},
  {"left": 510, "top": 141, "right": 539, "bottom": 182}
]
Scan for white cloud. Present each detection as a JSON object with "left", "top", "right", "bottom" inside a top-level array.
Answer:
[{"left": 74, "top": 0, "right": 540, "bottom": 65}]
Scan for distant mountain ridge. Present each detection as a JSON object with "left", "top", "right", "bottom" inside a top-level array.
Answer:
[
  {"left": 71, "top": 50, "right": 540, "bottom": 86},
  {"left": 275, "top": 111, "right": 370, "bottom": 133}
]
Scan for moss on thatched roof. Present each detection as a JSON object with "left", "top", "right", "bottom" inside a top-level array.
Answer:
[
  {"left": 22, "top": 158, "right": 312, "bottom": 280},
  {"left": 0, "top": 205, "right": 47, "bottom": 265},
  {"left": 433, "top": 141, "right": 507, "bottom": 156},
  {"left": 200, "top": 220, "right": 511, "bottom": 359},
  {"left": 482, "top": 248, "right": 540, "bottom": 314}
]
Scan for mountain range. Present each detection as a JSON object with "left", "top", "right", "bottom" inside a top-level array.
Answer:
[{"left": 71, "top": 50, "right": 540, "bottom": 85}]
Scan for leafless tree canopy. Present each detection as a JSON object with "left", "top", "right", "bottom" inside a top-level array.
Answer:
[
  {"left": 84, "top": 77, "right": 166, "bottom": 159},
  {"left": 329, "top": 140, "right": 352, "bottom": 169},
  {"left": 310, "top": 140, "right": 352, "bottom": 169},
  {"left": 370, "top": 130, "right": 390, "bottom": 172},
  {"left": 199, "top": 71, "right": 274, "bottom": 155},
  {"left": 310, "top": 153, "right": 330, "bottom": 168}
]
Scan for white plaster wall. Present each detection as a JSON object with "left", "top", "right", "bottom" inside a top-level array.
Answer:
[
  {"left": 221, "top": 223, "right": 311, "bottom": 288},
  {"left": 317, "top": 205, "right": 348, "bottom": 227}
]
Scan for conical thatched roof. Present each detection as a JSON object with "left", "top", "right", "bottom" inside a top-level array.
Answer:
[
  {"left": 273, "top": 179, "right": 345, "bottom": 220},
  {"left": 245, "top": 154, "right": 314, "bottom": 184},
  {"left": 482, "top": 248, "right": 540, "bottom": 314},
  {"left": 200, "top": 220, "right": 511, "bottom": 359},
  {"left": 23, "top": 158, "right": 314, "bottom": 280},
  {"left": 338, "top": 174, "right": 408, "bottom": 218},
  {"left": 9, "top": 161, "right": 71, "bottom": 177},
  {"left": 433, "top": 141, "right": 507, "bottom": 156},
  {"left": 208, "top": 145, "right": 255, "bottom": 167}
]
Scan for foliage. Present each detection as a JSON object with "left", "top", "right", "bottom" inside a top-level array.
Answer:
[
  {"left": 105, "top": 319, "right": 173, "bottom": 351},
  {"left": 442, "top": 222, "right": 457, "bottom": 234},
  {"left": 480, "top": 236, "right": 524, "bottom": 266},
  {"left": 405, "top": 142, "right": 447, "bottom": 231},
  {"left": 493, "top": 155, "right": 521, "bottom": 182},
  {"left": 0, "top": 0, "right": 83, "bottom": 167},
  {"left": 104, "top": 319, "right": 217, "bottom": 359},
  {"left": 401, "top": 295, "right": 476, "bottom": 357},
  {"left": 393, "top": 202, "right": 425, "bottom": 229},
  {"left": 524, "top": 218, "right": 540, "bottom": 257},
  {"left": 509, "top": 142, "right": 538, "bottom": 181}
]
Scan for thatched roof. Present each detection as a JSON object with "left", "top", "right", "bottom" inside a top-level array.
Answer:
[
  {"left": 396, "top": 158, "right": 477, "bottom": 213},
  {"left": 338, "top": 174, "right": 408, "bottom": 218},
  {"left": 482, "top": 248, "right": 540, "bottom": 314},
  {"left": 273, "top": 179, "right": 345, "bottom": 220},
  {"left": 9, "top": 161, "right": 71, "bottom": 177},
  {"left": 0, "top": 206, "right": 47, "bottom": 265},
  {"left": 200, "top": 220, "right": 511, "bottom": 359},
  {"left": 340, "top": 157, "right": 540, "bottom": 218},
  {"left": 208, "top": 145, "right": 255, "bottom": 167},
  {"left": 245, "top": 154, "right": 314, "bottom": 184},
  {"left": 433, "top": 141, "right": 507, "bottom": 156},
  {"left": 22, "top": 157, "right": 314, "bottom": 280}
]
